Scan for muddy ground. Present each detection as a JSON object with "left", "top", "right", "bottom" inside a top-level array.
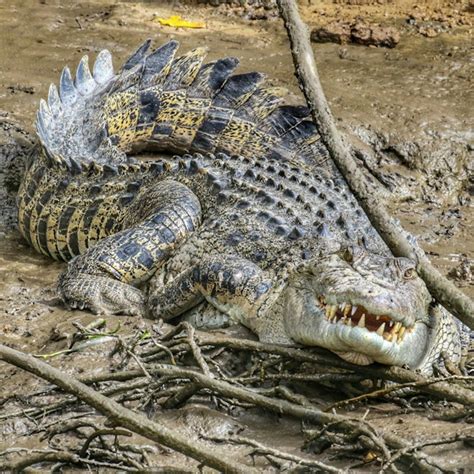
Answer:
[{"left": 0, "top": 0, "right": 472, "bottom": 471}]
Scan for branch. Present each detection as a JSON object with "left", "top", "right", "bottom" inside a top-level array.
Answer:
[
  {"left": 275, "top": 0, "right": 474, "bottom": 329},
  {"left": 0, "top": 343, "right": 253, "bottom": 474},
  {"left": 143, "top": 363, "right": 452, "bottom": 471},
  {"left": 177, "top": 331, "right": 474, "bottom": 406},
  {"left": 206, "top": 435, "right": 341, "bottom": 472},
  {"left": 76, "top": 330, "right": 473, "bottom": 405}
]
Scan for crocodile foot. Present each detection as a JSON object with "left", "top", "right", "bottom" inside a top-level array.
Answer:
[{"left": 58, "top": 272, "right": 145, "bottom": 316}]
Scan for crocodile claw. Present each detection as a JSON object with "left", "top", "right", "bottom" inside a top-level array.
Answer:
[{"left": 58, "top": 272, "right": 145, "bottom": 317}]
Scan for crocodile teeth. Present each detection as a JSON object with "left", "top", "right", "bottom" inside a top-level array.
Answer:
[
  {"left": 326, "top": 305, "right": 336, "bottom": 322},
  {"left": 399, "top": 326, "right": 406, "bottom": 340},
  {"left": 351, "top": 306, "right": 357, "bottom": 316},
  {"left": 358, "top": 314, "right": 366, "bottom": 328},
  {"left": 376, "top": 322, "right": 386, "bottom": 336},
  {"left": 343, "top": 304, "right": 351, "bottom": 317},
  {"left": 376, "top": 315, "right": 380, "bottom": 321},
  {"left": 393, "top": 322, "right": 402, "bottom": 334}
]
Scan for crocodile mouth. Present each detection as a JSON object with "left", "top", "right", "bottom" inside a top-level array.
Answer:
[{"left": 318, "top": 296, "right": 412, "bottom": 344}]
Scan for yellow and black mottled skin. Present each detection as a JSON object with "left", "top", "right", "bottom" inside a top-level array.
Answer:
[
  {"left": 18, "top": 38, "right": 348, "bottom": 313},
  {"left": 17, "top": 40, "right": 467, "bottom": 373}
]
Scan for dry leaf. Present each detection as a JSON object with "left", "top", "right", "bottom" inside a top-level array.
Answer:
[{"left": 155, "top": 15, "right": 205, "bottom": 29}]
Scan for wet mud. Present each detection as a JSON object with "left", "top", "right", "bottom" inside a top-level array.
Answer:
[{"left": 0, "top": 0, "right": 472, "bottom": 471}]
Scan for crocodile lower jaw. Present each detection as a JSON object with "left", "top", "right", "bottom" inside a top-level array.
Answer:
[
  {"left": 318, "top": 296, "right": 413, "bottom": 345},
  {"left": 332, "top": 351, "right": 374, "bottom": 365}
]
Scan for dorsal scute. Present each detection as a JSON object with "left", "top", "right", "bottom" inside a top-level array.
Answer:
[
  {"left": 141, "top": 40, "right": 180, "bottom": 87},
  {"left": 123, "top": 39, "right": 152, "bottom": 71},
  {"left": 75, "top": 56, "right": 96, "bottom": 95},
  {"left": 163, "top": 46, "right": 209, "bottom": 90},
  {"left": 213, "top": 72, "right": 266, "bottom": 109},
  {"left": 59, "top": 66, "right": 78, "bottom": 105},
  {"left": 188, "top": 57, "right": 240, "bottom": 98},
  {"left": 47, "top": 83, "right": 62, "bottom": 117},
  {"left": 93, "top": 49, "right": 114, "bottom": 84},
  {"left": 34, "top": 39, "right": 327, "bottom": 176}
]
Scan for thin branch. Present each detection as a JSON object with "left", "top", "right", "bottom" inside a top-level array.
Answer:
[
  {"left": 380, "top": 430, "right": 474, "bottom": 472},
  {"left": 183, "top": 322, "right": 212, "bottom": 377},
  {"left": 207, "top": 435, "right": 342, "bottom": 473},
  {"left": 324, "top": 375, "right": 473, "bottom": 412},
  {"left": 79, "top": 428, "right": 132, "bottom": 457},
  {"left": 275, "top": 0, "right": 474, "bottom": 329},
  {"left": 0, "top": 449, "right": 137, "bottom": 472},
  {"left": 0, "top": 343, "right": 254, "bottom": 474}
]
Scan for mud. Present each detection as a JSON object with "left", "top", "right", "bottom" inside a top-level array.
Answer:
[{"left": 0, "top": 0, "right": 472, "bottom": 471}]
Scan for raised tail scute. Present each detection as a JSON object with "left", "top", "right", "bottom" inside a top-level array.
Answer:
[
  {"left": 47, "top": 83, "right": 62, "bottom": 117},
  {"left": 122, "top": 38, "right": 152, "bottom": 71},
  {"left": 34, "top": 39, "right": 329, "bottom": 175},
  {"left": 59, "top": 66, "right": 78, "bottom": 105},
  {"left": 75, "top": 56, "right": 96, "bottom": 95},
  {"left": 141, "top": 40, "right": 180, "bottom": 87},
  {"left": 93, "top": 49, "right": 114, "bottom": 84}
]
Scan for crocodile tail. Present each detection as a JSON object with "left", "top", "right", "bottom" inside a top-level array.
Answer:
[{"left": 36, "top": 40, "right": 330, "bottom": 172}]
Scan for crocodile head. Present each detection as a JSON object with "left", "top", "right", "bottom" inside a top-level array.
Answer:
[{"left": 281, "top": 245, "right": 435, "bottom": 368}]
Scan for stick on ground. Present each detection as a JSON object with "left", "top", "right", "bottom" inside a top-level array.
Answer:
[
  {"left": 0, "top": 343, "right": 253, "bottom": 474},
  {"left": 275, "top": 0, "right": 474, "bottom": 329}
]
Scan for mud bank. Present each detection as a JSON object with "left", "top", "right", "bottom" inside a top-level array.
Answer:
[{"left": 0, "top": 0, "right": 472, "bottom": 471}]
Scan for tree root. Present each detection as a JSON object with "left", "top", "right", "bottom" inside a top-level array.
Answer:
[
  {"left": 275, "top": 0, "right": 474, "bottom": 329},
  {"left": 0, "top": 342, "right": 254, "bottom": 474},
  {"left": 1, "top": 323, "right": 472, "bottom": 472}
]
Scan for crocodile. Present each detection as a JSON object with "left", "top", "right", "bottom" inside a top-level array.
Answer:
[{"left": 17, "top": 40, "right": 466, "bottom": 374}]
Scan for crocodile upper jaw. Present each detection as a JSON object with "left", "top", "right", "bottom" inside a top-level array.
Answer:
[{"left": 281, "top": 285, "right": 431, "bottom": 369}]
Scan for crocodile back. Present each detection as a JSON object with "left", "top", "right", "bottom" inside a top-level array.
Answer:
[
  {"left": 34, "top": 40, "right": 332, "bottom": 173},
  {"left": 19, "top": 40, "right": 362, "bottom": 262}
]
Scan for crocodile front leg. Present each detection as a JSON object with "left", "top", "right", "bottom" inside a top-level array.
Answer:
[
  {"left": 148, "top": 254, "right": 292, "bottom": 343},
  {"left": 58, "top": 180, "right": 202, "bottom": 315}
]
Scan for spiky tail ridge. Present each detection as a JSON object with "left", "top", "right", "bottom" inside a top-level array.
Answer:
[
  {"left": 34, "top": 39, "right": 330, "bottom": 173},
  {"left": 18, "top": 40, "right": 333, "bottom": 261}
]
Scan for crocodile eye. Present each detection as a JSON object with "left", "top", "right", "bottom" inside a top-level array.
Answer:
[
  {"left": 403, "top": 268, "right": 417, "bottom": 280},
  {"left": 340, "top": 247, "right": 353, "bottom": 264}
]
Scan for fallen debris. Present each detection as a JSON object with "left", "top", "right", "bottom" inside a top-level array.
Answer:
[
  {"left": 311, "top": 20, "right": 400, "bottom": 48},
  {"left": 154, "top": 14, "right": 206, "bottom": 29},
  {"left": 1, "top": 322, "right": 472, "bottom": 472}
]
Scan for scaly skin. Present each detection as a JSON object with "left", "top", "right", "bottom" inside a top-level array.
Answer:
[{"left": 17, "top": 41, "right": 467, "bottom": 374}]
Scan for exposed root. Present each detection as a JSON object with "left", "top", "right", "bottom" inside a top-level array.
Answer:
[
  {"left": 275, "top": 0, "right": 474, "bottom": 329},
  {"left": 1, "top": 323, "right": 471, "bottom": 472}
]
